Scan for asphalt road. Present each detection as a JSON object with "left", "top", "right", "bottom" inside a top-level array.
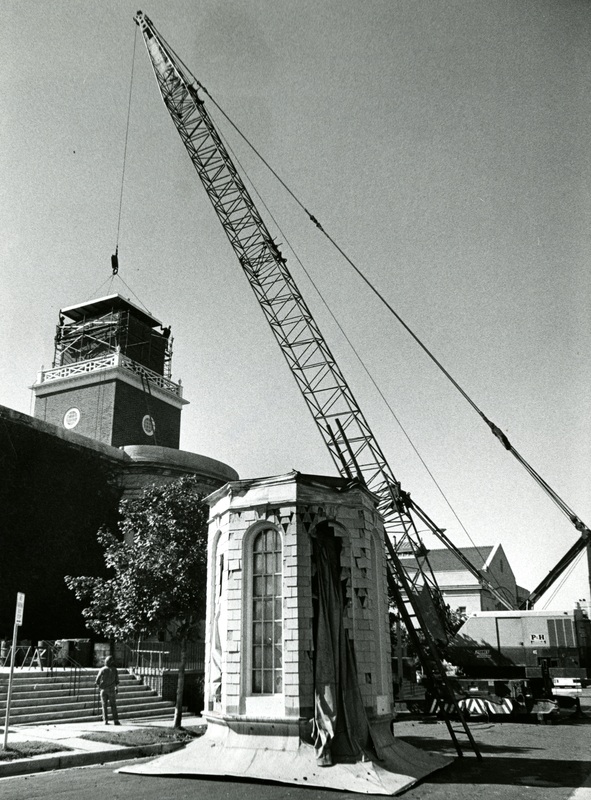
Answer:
[{"left": 1, "top": 712, "right": 589, "bottom": 800}]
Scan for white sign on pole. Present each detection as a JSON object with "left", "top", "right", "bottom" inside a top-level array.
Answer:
[
  {"left": 15, "top": 592, "right": 25, "bottom": 626},
  {"left": 3, "top": 592, "right": 26, "bottom": 750}
]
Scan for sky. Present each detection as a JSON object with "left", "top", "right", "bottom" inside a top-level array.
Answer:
[{"left": 2, "top": 0, "right": 590, "bottom": 610}]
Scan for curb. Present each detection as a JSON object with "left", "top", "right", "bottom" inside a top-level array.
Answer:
[{"left": 0, "top": 740, "right": 184, "bottom": 778}]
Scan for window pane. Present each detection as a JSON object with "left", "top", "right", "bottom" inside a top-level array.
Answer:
[
  {"left": 251, "top": 527, "right": 283, "bottom": 696},
  {"left": 253, "top": 621, "right": 262, "bottom": 644}
]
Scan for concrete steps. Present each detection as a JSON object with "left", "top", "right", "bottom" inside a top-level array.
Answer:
[{"left": 0, "top": 669, "right": 175, "bottom": 725}]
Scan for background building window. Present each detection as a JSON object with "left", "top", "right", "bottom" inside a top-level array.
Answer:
[{"left": 251, "top": 528, "right": 282, "bottom": 694}]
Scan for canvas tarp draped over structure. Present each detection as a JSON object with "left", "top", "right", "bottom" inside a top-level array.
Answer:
[{"left": 312, "top": 524, "right": 372, "bottom": 764}]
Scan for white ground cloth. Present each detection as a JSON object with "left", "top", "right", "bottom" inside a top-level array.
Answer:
[{"left": 119, "top": 718, "right": 452, "bottom": 795}]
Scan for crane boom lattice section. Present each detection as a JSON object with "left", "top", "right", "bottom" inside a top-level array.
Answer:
[
  {"left": 136, "top": 13, "right": 434, "bottom": 574},
  {"left": 133, "top": 13, "right": 512, "bottom": 644}
]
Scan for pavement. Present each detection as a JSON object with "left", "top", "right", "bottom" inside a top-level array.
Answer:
[
  {"left": 1, "top": 694, "right": 590, "bottom": 794},
  {"left": 0, "top": 714, "right": 207, "bottom": 778}
]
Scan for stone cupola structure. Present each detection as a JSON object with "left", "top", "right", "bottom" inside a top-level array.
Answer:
[
  {"left": 204, "top": 471, "right": 393, "bottom": 729},
  {"left": 145, "top": 470, "right": 448, "bottom": 794}
]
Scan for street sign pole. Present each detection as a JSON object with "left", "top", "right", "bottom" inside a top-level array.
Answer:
[{"left": 3, "top": 592, "right": 25, "bottom": 750}]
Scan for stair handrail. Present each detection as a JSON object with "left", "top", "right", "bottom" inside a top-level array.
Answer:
[
  {"left": 0, "top": 647, "right": 101, "bottom": 719},
  {"left": 32, "top": 640, "right": 62, "bottom": 671},
  {"left": 53, "top": 651, "right": 100, "bottom": 717},
  {"left": 122, "top": 642, "right": 171, "bottom": 698},
  {"left": 134, "top": 647, "right": 171, "bottom": 673},
  {"left": 124, "top": 640, "right": 205, "bottom": 672}
]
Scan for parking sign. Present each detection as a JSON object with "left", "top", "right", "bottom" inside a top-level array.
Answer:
[{"left": 15, "top": 592, "right": 25, "bottom": 626}]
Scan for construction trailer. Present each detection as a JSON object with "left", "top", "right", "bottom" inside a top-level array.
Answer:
[{"left": 439, "top": 608, "right": 590, "bottom": 720}]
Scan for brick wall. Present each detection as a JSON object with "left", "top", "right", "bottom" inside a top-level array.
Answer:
[
  {"left": 112, "top": 381, "right": 181, "bottom": 448},
  {"left": 34, "top": 381, "right": 116, "bottom": 444},
  {"left": 34, "top": 378, "right": 181, "bottom": 448}
]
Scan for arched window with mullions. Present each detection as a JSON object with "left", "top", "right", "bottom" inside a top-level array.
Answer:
[{"left": 251, "top": 527, "right": 283, "bottom": 695}]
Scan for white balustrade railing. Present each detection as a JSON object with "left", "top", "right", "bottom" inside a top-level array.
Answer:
[{"left": 39, "top": 353, "right": 182, "bottom": 397}]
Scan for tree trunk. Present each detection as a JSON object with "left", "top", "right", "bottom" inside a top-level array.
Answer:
[{"left": 173, "top": 637, "right": 187, "bottom": 728}]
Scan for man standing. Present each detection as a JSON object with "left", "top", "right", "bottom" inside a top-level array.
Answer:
[{"left": 95, "top": 655, "right": 120, "bottom": 725}]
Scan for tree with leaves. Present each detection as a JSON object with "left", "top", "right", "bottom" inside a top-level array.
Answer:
[{"left": 65, "top": 476, "right": 209, "bottom": 728}]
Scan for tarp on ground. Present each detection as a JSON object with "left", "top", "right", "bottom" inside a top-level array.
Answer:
[{"left": 119, "top": 718, "right": 452, "bottom": 795}]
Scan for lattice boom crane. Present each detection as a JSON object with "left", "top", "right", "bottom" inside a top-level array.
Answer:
[{"left": 133, "top": 11, "right": 515, "bottom": 629}]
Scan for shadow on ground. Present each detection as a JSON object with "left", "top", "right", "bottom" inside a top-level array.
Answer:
[
  {"left": 425, "top": 757, "right": 591, "bottom": 789},
  {"left": 397, "top": 733, "right": 546, "bottom": 756},
  {"left": 396, "top": 719, "right": 591, "bottom": 790}
]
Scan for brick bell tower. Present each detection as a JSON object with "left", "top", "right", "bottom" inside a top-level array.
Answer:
[{"left": 32, "top": 294, "right": 187, "bottom": 448}]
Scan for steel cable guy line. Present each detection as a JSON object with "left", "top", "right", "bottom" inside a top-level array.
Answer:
[
  {"left": 139, "top": 10, "right": 587, "bottom": 623},
  {"left": 219, "top": 120, "right": 498, "bottom": 579},
  {"left": 198, "top": 85, "right": 589, "bottom": 538},
  {"left": 115, "top": 273, "right": 153, "bottom": 315},
  {"left": 542, "top": 550, "right": 584, "bottom": 610},
  {"left": 86, "top": 275, "right": 114, "bottom": 301}
]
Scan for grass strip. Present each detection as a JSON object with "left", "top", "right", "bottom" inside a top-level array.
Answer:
[
  {"left": 0, "top": 741, "right": 72, "bottom": 761},
  {"left": 81, "top": 725, "right": 203, "bottom": 748}
]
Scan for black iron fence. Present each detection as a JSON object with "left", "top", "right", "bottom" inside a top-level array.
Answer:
[
  {"left": 117, "top": 640, "right": 204, "bottom": 669},
  {"left": 0, "top": 638, "right": 206, "bottom": 712},
  {"left": 119, "top": 641, "right": 205, "bottom": 708}
]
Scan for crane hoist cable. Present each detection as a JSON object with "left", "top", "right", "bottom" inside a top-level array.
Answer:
[{"left": 112, "top": 24, "right": 139, "bottom": 277}]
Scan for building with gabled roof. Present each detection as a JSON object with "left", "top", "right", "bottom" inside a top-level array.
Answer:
[{"left": 400, "top": 543, "right": 529, "bottom": 615}]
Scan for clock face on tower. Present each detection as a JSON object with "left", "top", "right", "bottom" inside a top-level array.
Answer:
[
  {"left": 142, "top": 415, "right": 156, "bottom": 436},
  {"left": 63, "top": 407, "right": 81, "bottom": 429}
]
